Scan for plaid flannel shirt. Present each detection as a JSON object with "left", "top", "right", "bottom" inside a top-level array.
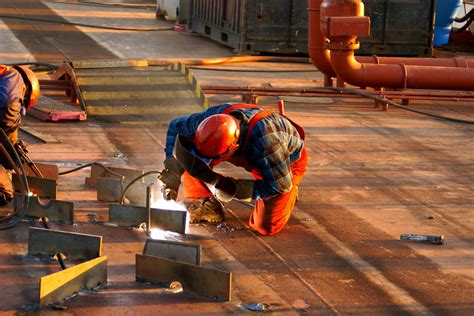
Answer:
[{"left": 165, "top": 103, "right": 305, "bottom": 199}]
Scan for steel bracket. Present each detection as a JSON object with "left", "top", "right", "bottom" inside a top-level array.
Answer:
[
  {"left": 136, "top": 254, "right": 231, "bottom": 302},
  {"left": 86, "top": 164, "right": 145, "bottom": 186},
  {"left": 13, "top": 162, "right": 58, "bottom": 199},
  {"left": 13, "top": 194, "right": 74, "bottom": 224},
  {"left": 143, "top": 239, "right": 200, "bottom": 266},
  {"left": 109, "top": 203, "right": 188, "bottom": 234},
  {"left": 97, "top": 177, "right": 151, "bottom": 206},
  {"left": 28, "top": 227, "right": 102, "bottom": 261}
]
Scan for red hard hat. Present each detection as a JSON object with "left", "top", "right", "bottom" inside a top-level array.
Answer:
[
  {"left": 195, "top": 114, "right": 240, "bottom": 159},
  {"left": 13, "top": 66, "right": 40, "bottom": 111}
]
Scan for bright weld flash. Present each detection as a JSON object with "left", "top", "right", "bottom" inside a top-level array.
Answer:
[{"left": 148, "top": 184, "right": 189, "bottom": 238}]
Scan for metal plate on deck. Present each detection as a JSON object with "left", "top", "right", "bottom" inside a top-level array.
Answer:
[
  {"left": 28, "top": 227, "right": 102, "bottom": 261},
  {"left": 86, "top": 164, "right": 144, "bottom": 186},
  {"left": 39, "top": 256, "right": 107, "bottom": 307},
  {"left": 143, "top": 239, "right": 200, "bottom": 266},
  {"left": 13, "top": 175, "right": 57, "bottom": 199},
  {"left": 97, "top": 177, "right": 150, "bottom": 206},
  {"left": 109, "top": 203, "right": 187, "bottom": 234},
  {"left": 14, "top": 194, "right": 74, "bottom": 224},
  {"left": 136, "top": 254, "right": 231, "bottom": 302}
]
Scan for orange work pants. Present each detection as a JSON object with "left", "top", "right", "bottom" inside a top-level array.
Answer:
[{"left": 182, "top": 147, "right": 307, "bottom": 236}]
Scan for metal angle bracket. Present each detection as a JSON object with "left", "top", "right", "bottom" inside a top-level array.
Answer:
[
  {"left": 109, "top": 203, "right": 188, "bottom": 234},
  {"left": 143, "top": 239, "right": 201, "bottom": 266},
  {"left": 136, "top": 254, "right": 231, "bottom": 302},
  {"left": 28, "top": 227, "right": 102, "bottom": 261},
  {"left": 39, "top": 256, "right": 107, "bottom": 308},
  {"left": 85, "top": 164, "right": 145, "bottom": 186},
  {"left": 97, "top": 177, "right": 151, "bottom": 206},
  {"left": 13, "top": 194, "right": 74, "bottom": 224},
  {"left": 12, "top": 162, "right": 58, "bottom": 199}
]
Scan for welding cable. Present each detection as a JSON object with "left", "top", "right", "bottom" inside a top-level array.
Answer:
[
  {"left": 119, "top": 171, "right": 161, "bottom": 205},
  {"left": 58, "top": 162, "right": 124, "bottom": 178},
  {"left": 323, "top": 86, "right": 474, "bottom": 125},
  {"left": 45, "top": 0, "right": 156, "bottom": 10},
  {"left": 6, "top": 62, "right": 59, "bottom": 71},
  {"left": 453, "top": 15, "right": 474, "bottom": 33},
  {"left": 455, "top": 8, "right": 473, "bottom": 23},
  {"left": 0, "top": 15, "right": 174, "bottom": 32},
  {"left": 0, "top": 131, "right": 30, "bottom": 230}
]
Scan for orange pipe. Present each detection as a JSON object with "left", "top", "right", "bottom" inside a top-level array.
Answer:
[
  {"left": 320, "top": 0, "right": 474, "bottom": 90},
  {"left": 308, "top": 0, "right": 474, "bottom": 79},
  {"left": 308, "top": 0, "right": 336, "bottom": 77}
]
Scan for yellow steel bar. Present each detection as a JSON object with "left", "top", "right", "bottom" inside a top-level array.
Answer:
[
  {"left": 85, "top": 104, "right": 200, "bottom": 116},
  {"left": 77, "top": 76, "right": 188, "bottom": 86},
  {"left": 39, "top": 256, "right": 107, "bottom": 307},
  {"left": 82, "top": 90, "right": 196, "bottom": 100}
]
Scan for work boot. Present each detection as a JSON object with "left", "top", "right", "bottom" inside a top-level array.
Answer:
[{"left": 186, "top": 197, "right": 225, "bottom": 224}]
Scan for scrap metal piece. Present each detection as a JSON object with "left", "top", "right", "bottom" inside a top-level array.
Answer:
[
  {"left": 136, "top": 254, "right": 231, "bottom": 302},
  {"left": 400, "top": 234, "right": 444, "bottom": 245},
  {"left": 28, "top": 227, "right": 102, "bottom": 261},
  {"left": 13, "top": 194, "right": 74, "bottom": 224},
  {"left": 108, "top": 203, "right": 187, "bottom": 234},
  {"left": 85, "top": 164, "right": 144, "bottom": 186},
  {"left": 97, "top": 177, "right": 149, "bottom": 206},
  {"left": 39, "top": 256, "right": 107, "bottom": 308},
  {"left": 12, "top": 163, "right": 58, "bottom": 199},
  {"left": 143, "top": 239, "right": 201, "bottom": 266}
]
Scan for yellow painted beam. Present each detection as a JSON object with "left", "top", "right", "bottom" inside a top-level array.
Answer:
[
  {"left": 77, "top": 76, "right": 188, "bottom": 86},
  {"left": 73, "top": 59, "right": 148, "bottom": 69},
  {"left": 82, "top": 90, "right": 196, "bottom": 100},
  {"left": 39, "top": 256, "right": 107, "bottom": 307},
  {"left": 85, "top": 104, "right": 201, "bottom": 116}
]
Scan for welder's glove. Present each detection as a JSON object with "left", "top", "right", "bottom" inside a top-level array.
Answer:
[
  {"left": 234, "top": 179, "right": 254, "bottom": 201},
  {"left": 214, "top": 177, "right": 254, "bottom": 203},
  {"left": 158, "top": 156, "right": 184, "bottom": 201}
]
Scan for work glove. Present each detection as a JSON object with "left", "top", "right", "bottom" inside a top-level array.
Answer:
[
  {"left": 158, "top": 156, "right": 184, "bottom": 201},
  {"left": 214, "top": 176, "right": 254, "bottom": 203}
]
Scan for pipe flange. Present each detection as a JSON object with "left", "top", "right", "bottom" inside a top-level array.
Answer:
[{"left": 326, "top": 41, "right": 360, "bottom": 51}]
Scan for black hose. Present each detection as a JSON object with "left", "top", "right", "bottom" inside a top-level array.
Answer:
[
  {"left": 454, "top": 8, "right": 473, "bottom": 23},
  {"left": 58, "top": 163, "right": 93, "bottom": 175},
  {"left": 453, "top": 15, "right": 473, "bottom": 33},
  {"left": 0, "top": 130, "right": 30, "bottom": 230},
  {"left": 0, "top": 15, "right": 174, "bottom": 32},
  {"left": 323, "top": 86, "right": 474, "bottom": 125},
  {"left": 58, "top": 162, "right": 125, "bottom": 177},
  {"left": 119, "top": 171, "right": 161, "bottom": 205},
  {"left": 5, "top": 62, "right": 59, "bottom": 71},
  {"left": 46, "top": 0, "right": 156, "bottom": 10}
]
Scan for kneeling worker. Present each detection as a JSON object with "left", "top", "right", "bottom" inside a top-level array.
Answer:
[
  {"left": 159, "top": 103, "right": 307, "bottom": 236},
  {"left": 0, "top": 64, "right": 40, "bottom": 206}
]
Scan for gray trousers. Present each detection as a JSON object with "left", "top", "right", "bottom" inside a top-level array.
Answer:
[{"left": 0, "top": 164, "right": 13, "bottom": 206}]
